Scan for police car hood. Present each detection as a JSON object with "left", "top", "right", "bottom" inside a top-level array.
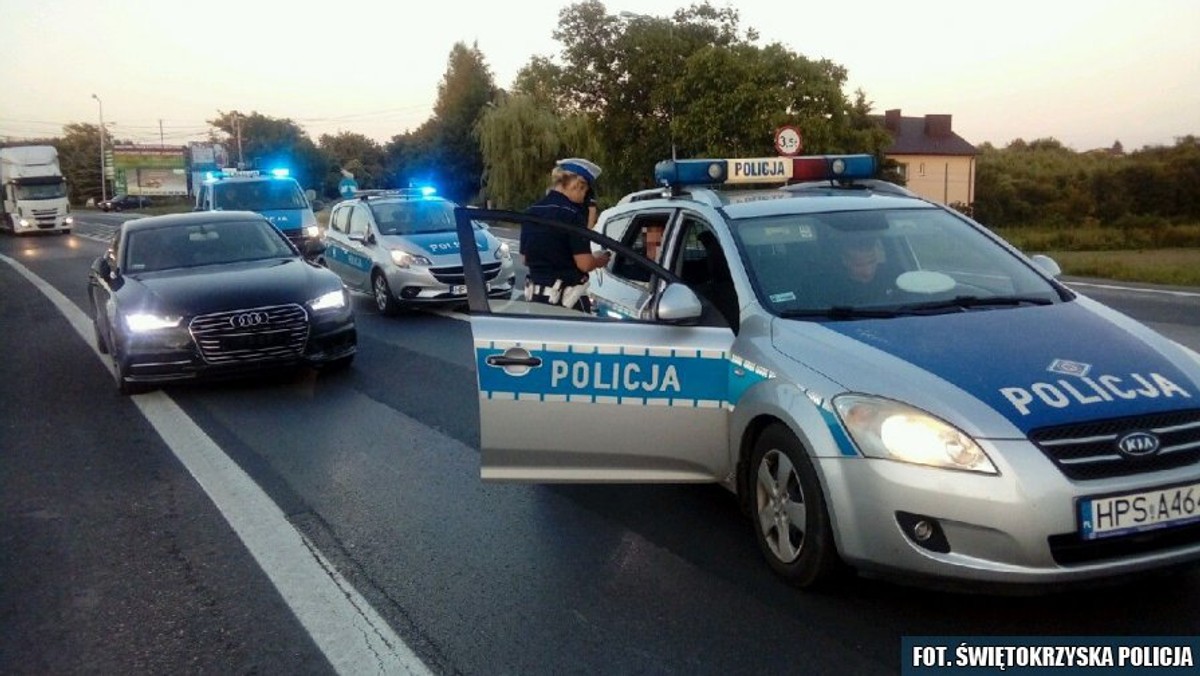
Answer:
[
  {"left": 771, "top": 297, "right": 1200, "bottom": 436},
  {"left": 382, "top": 229, "right": 490, "bottom": 260},
  {"left": 127, "top": 258, "right": 339, "bottom": 315},
  {"left": 258, "top": 208, "right": 315, "bottom": 233}
]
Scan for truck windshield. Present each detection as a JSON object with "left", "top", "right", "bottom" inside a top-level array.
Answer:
[
  {"left": 15, "top": 183, "right": 67, "bottom": 200},
  {"left": 213, "top": 180, "right": 307, "bottom": 211}
]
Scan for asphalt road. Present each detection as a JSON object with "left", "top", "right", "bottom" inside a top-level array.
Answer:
[{"left": 3, "top": 216, "right": 1200, "bottom": 674}]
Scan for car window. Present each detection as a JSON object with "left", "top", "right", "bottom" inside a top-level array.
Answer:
[
  {"left": 732, "top": 207, "right": 1061, "bottom": 314},
  {"left": 608, "top": 212, "right": 672, "bottom": 286},
  {"left": 124, "top": 220, "right": 294, "bottom": 272},
  {"left": 348, "top": 205, "right": 370, "bottom": 238},
  {"left": 371, "top": 200, "right": 456, "bottom": 235},
  {"left": 331, "top": 205, "right": 350, "bottom": 234}
]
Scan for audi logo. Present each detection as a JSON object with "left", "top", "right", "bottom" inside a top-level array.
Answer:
[
  {"left": 230, "top": 311, "right": 269, "bottom": 329},
  {"left": 1116, "top": 431, "right": 1161, "bottom": 458}
]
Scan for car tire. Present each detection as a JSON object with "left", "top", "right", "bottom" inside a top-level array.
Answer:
[
  {"left": 372, "top": 271, "right": 399, "bottom": 316},
  {"left": 750, "top": 423, "right": 843, "bottom": 588}
]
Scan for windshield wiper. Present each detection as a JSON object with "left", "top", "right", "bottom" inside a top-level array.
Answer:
[
  {"left": 779, "top": 306, "right": 908, "bottom": 320},
  {"left": 900, "top": 295, "right": 1054, "bottom": 314}
]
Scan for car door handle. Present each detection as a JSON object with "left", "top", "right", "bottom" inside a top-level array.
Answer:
[{"left": 486, "top": 355, "right": 542, "bottom": 368}]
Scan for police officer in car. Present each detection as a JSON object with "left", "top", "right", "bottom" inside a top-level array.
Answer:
[{"left": 520, "top": 158, "right": 611, "bottom": 312}]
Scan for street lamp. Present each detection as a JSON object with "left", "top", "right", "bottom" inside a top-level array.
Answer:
[{"left": 91, "top": 94, "right": 106, "bottom": 202}]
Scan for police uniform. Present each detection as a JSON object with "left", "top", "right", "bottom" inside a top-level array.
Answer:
[{"left": 520, "top": 158, "right": 603, "bottom": 312}]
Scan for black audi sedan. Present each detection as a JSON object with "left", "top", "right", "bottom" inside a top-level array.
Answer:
[{"left": 88, "top": 211, "right": 356, "bottom": 394}]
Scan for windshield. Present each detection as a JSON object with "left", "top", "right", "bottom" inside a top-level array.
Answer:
[
  {"left": 370, "top": 200, "right": 456, "bottom": 235},
  {"left": 15, "top": 183, "right": 67, "bottom": 200},
  {"left": 213, "top": 179, "right": 307, "bottom": 211},
  {"left": 729, "top": 206, "right": 1062, "bottom": 317},
  {"left": 123, "top": 219, "right": 296, "bottom": 272}
]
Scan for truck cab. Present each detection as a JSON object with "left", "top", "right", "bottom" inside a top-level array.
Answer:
[
  {"left": 0, "top": 145, "right": 73, "bottom": 235},
  {"left": 194, "top": 168, "right": 322, "bottom": 255}
]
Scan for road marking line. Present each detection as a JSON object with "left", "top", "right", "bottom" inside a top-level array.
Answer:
[{"left": 0, "top": 251, "right": 431, "bottom": 676}]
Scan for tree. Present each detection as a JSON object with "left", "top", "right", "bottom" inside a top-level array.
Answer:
[
  {"left": 54, "top": 124, "right": 102, "bottom": 204},
  {"left": 510, "top": 1, "right": 872, "bottom": 195},
  {"left": 207, "top": 111, "right": 327, "bottom": 191},
  {"left": 475, "top": 95, "right": 601, "bottom": 209},
  {"left": 318, "top": 132, "right": 385, "bottom": 198}
]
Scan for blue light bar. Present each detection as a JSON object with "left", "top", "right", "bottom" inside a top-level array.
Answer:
[
  {"left": 270, "top": 168, "right": 290, "bottom": 178},
  {"left": 654, "top": 154, "right": 877, "bottom": 188},
  {"left": 654, "top": 159, "right": 728, "bottom": 186},
  {"left": 420, "top": 186, "right": 437, "bottom": 197}
]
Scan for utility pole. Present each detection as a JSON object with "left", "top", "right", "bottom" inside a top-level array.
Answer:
[
  {"left": 91, "top": 94, "right": 106, "bottom": 202},
  {"left": 235, "top": 113, "right": 244, "bottom": 169}
]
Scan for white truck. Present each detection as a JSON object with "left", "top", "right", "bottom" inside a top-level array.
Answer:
[{"left": 0, "top": 145, "right": 73, "bottom": 235}]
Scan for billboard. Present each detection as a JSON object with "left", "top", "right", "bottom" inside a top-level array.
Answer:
[{"left": 113, "top": 144, "right": 188, "bottom": 196}]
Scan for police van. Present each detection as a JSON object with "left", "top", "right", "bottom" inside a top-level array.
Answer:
[
  {"left": 321, "top": 188, "right": 516, "bottom": 315},
  {"left": 194, "top": 169, "right": 323, "bottom": 256},
  {"left": 451, "top": 154, "right": 1200, "bottom": 589}
]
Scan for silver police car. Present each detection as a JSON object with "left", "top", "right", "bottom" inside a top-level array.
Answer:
[
  {"left": 321, "top": 189, "right": 516, "bottom": 314},
  {"left": 452, "top": 155, "right": 1200, "bottom": 590}
]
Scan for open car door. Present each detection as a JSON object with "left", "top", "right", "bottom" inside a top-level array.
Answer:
[{"left": 455, "top": 207, "right": 735, "bottom": 483}]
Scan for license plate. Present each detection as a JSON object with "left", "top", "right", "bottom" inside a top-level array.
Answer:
[
  {"left": 1079, "top": 479, "right": 1200, "bottom": 539},
  {"left": 451, "top": 283, "right": 488, "bottom": 296}
]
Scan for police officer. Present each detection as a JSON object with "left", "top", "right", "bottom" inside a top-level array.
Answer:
[{"left": 520, "top": 158, "right": 611, "bottom": 311}]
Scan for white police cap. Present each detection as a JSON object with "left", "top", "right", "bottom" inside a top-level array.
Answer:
[{"left": 556, "top": 157, "right": 602, "bottom": 185}]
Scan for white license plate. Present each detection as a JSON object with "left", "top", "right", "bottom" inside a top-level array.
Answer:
[
  {"left": 451, "top": 283, "right": 488, "bottom": 296},
  {"left": 1080, "top": 479, "right": 1200, "bottom": 539}
]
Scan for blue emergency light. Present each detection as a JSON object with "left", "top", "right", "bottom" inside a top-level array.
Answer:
[
  {"left": 270, "top": 168, "right": 290, "bottom": 178},
  {"left": 654, "top": 154, "right": 877, "bottom": 188}
]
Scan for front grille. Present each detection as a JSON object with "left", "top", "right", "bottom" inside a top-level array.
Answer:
[
  {"left": 430, "top": 261, "right": 502, "bottom": 285},
  {"left": 32, "top": 208, "right": 59, "bottom": 226},
  {"left": 189, "top": 304, "right": 309, "bottom": 365},
  {"left": 1029, "top": 409, "right": 1200, "bottom": 480}
]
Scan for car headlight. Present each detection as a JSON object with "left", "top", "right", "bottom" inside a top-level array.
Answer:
[
  {"left": 832, "top": 394, "right": 998, "bottom": 474},
  {"left": 494, "top": 241, "right": 512, "bottom": 261},
  {"left": 125, "top": 313, "right": 183, "bottom": 332},
  {"left": 64, "top": 216, "right": 74, "bottom": 225},
  {"left": 390, "top": 249, "right": 431, "bottom": 268},
  {"left": 303, "top": 225, "right": 320, "bottom": 238},
  {"left": 310, "top": 288, "right": 347, "bottom": 311},
  {"left": 17, "top": 218, "right": 29, "bottom": 227}
]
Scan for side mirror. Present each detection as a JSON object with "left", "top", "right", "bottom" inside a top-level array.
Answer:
[
  {"left": 1030, "top": 254, "right": 1062, "bottom": 278},
  {"left": 656, "top": 283, "right": 703, "bottom": 323},
  {"left": 304, "top": 239, "right": 327, "bottom": 257}
]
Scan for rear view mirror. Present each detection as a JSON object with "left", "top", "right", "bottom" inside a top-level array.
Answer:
[{"left": 1030, "top": 254, "right": 1062, "bottom": 278}]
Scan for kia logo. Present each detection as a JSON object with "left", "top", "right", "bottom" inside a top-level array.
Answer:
[
  {"left": 230, "top": 311, "right": 268, "bottom": 329},
  {"left": 1116, "top": 431, "right": 1160, "bottom": 457}
]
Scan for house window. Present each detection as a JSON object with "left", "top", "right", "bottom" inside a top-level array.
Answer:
[
  {"left": 896, "top": 164, "right": 908, "bottom": 180},
  {"left": 919, "top": 162, "right": 926, "bottom": 177}
]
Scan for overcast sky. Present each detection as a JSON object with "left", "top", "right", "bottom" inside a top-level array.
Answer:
[{"left": 2, "top": 0, "right": 1196, "bottom": 152}]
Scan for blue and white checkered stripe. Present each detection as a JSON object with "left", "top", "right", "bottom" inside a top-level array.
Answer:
[{"left": 476, "top": 340, "right": 773, "bottom": 409}]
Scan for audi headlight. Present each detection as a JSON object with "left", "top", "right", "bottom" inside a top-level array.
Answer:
[
  {"left": 310, "top": 289, "right": 346, "bottom": 311},
  {"left": 125, "top": 313, "right": 182, "bottom": 332},
  {"left": 832, "top": 394, "right": 997, "bottom": 474},
  {"left": 494, "top": 241, "right": 512, "bottom": 261},
  {"left": 390, "top": 249, "right": 431, "bottom": 268}
]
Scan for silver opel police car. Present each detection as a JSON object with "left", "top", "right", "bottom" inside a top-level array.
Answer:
[
  {"left": 452, "top": 155, "right": 1200, "bottom": 589},
  {"left": 321, "top": 189, "right": 516, "bottom": 314}
]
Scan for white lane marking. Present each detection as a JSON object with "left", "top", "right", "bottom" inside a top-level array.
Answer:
[
  {"left": 0, "top": 252, "right": 431, "bottom": 676},
  {"left": 1067, "top": 281, "right": 1200, "bottom": 298}
]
